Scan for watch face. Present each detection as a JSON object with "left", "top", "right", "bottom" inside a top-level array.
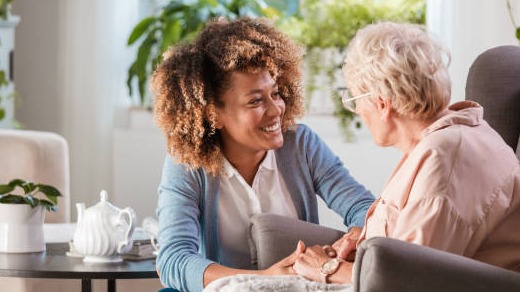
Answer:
[{"left": 321, "top": 258, "right": 340, "bottom": 275}]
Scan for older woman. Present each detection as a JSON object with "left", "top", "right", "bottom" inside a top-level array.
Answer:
[
  {"left": 293, "top": 21, "right": 520, "bottom": 284},
  {"left": 152, "top": 17, "right": 374, "bottom": 291}
]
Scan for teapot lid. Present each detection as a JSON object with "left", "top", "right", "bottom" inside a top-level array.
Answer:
[
  {"left": 87, "top": 190, "right": 119, "bottom": 214},
  {"left": 100, "top": 190, "right": 108, "bottom": 203}
]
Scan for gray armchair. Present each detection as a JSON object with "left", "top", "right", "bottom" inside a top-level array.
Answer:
[
  {"left": 465, "top": 45, "right": 520, "bottom": 156},
  {"left": 249, "top": 214, "right": 520, "bottom": 292},
  {"left": 248, "top": 45, "right": 520, "bottom": 292},
  {"left": 353, "top": 236, "right": 520, "bottom": 292}
]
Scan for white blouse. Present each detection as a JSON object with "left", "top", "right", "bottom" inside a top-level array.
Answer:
[{"left": 217, "top": 150, "right": 298, "bottom": 269}]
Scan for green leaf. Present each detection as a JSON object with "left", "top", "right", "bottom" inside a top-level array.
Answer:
[
  {"left": 260, "top": 6, "right": 281, "bottom": 19},
  {"left": 0, "top": 108, "right": 5, "bottom": 121},
  {"left": 0, "top": 194, "right": 25, "bottom": 204},
  {"left": 127, "top": 28, "right": 158, "bottom": 102},
  {"left": 0, "top": 70, "right": 8, "bottom": 87},
  {"left": 37, "top": 184, "right": 62, "bottom": 198},
  {"left": 127, "top": 16, "right": 157, "bottom": 45},
  {"left": 160, "top": 19, "right": 182, "bottom": 52},
  {"left": 0, "top": 185, "right": 14, "bottom": 195},
  {"left": 126, "top": 63, "right": 137, "bottom": 97},
  {"left": 39, "top": 199, "right": 58, "bottom": 212},
  {"left": 162, "top": 1, "right": 189, "bottom": 15},
  {"left": 21, "top": 182, "right": 36, "bottom": 194},
  {"left": 0, "top": 184, "right": 14, "bottom": 194},
  {"left": 8, "top": 179, "right": 26, "bottom": 187},
  {"left": 37, "top": 184, "right": 62, "bottom": 205},
  {"left": 136, "top": 33, "right": 158, "bottom": 101},
  {"left": 516, "top": 27, "right": 520, "bottom": 41}
]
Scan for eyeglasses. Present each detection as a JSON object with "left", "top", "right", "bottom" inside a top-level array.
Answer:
[{"left": 338, "top": 87, "right": 373, "bottom": 113}]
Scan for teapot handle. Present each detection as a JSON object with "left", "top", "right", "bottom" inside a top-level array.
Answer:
[{"left": 116, "top": 207, "right": 137, "bottom": 254}]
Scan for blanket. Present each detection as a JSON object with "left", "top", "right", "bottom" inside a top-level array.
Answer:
[{"left": 204, "top": 274, "right": 354, "bottom": 292}]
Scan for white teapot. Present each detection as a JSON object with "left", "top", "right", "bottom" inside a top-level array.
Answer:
[{"left": 72, "top": 190, "right": 136, "bottom": 263}]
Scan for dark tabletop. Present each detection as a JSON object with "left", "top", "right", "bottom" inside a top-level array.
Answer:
[{"left": 0, "top": 242, "right": 159, "bottom": 280}]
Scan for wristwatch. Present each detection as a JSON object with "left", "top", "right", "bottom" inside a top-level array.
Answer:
[{"left": 320, "top": 258, "right": 343, "bottom": 283}]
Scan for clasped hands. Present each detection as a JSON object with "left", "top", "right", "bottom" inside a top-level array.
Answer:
[{"left": 264, "top": 227, "right": 361, "bottom": 284}]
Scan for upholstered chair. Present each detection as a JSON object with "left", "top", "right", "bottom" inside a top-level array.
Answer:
[
  {"left": 0, "top": 129, "right": 71, "bottom": 223},
  {"left": 465, "top": 45, "right": 520, "bottom": 158}
]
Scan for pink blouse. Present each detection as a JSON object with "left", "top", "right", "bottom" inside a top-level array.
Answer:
[{"left": 359, "top": 101, "right": 520, "bottom": 272}]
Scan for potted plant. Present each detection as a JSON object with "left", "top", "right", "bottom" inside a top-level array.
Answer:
[{"left": 0, "top": 179, "right": 62, "bottom": 252}]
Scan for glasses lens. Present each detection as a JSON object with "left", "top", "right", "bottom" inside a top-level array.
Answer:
[{"left": 340, "top": 89, "right": 356, "bottom": 112}]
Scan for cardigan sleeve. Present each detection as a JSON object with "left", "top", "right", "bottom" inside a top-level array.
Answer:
[
  {"left": 156, "top": 156, "right": 214, "bottom": 292},
  {"left": 298, "top": 124, "right": 375, "bottom": 229}
]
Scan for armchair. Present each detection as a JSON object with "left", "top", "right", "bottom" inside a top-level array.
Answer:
[
  {"left": 465, "top": 45, "right": 520, "bottom": 157},
  {"left": 249, "top": 214, "right": 520, "bottom": 292},
  {"left": 248, "top": 45, "right": 520, "bottom": 292},
  {"left": 0, "top": 129, "right": 71, "bottom": 223}
]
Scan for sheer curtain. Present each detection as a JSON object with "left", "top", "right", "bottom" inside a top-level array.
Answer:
[{"left": 13, "top": 0, "right": 141, "bottom": 216}]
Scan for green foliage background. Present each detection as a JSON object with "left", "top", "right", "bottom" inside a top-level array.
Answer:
[
  {"left": 126, "top": 0, "right": 298, "bottom": 107},
  {"left": 127, "top": 0, "right": 425, "bottom": 139},
  {"left": 278, "top": 0, "right": 425, "bottom": 140}
]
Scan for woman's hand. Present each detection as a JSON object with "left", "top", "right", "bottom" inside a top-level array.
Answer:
[
  {"left": 263, "top": 240, "right": 306, "bottom": 275},
  {"left": 294, "top": 245, "right": 354, "bottom": 284},
  {"left": 329, "top": 226, "right": 361, "bottom": 261},
  {"left": 293, "top": 245, "right": 331, "bottom": 282}
]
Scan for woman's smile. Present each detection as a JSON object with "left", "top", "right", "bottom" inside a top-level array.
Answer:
[{"left": 261, "top": 122, "right": 281, "bottom": 133}]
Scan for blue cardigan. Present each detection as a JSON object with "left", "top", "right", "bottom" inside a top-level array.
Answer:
[{"left": 156, "top": 124, "right": 375, "bottom": 291}]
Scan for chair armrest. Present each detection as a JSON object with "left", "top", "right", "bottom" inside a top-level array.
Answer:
[
  {"left": 353, "top": 237, "right": 520, "bottom": 292},
  {"left": 249, "top": 213, "right": 345, "bottom": 269}
]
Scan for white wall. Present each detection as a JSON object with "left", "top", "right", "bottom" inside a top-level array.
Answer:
[
  {"left": 10, "top": 0, "right": 520, "bottom": 229},
  {"left": 427, "top": 0, "right": 520, "bottom": 102}
]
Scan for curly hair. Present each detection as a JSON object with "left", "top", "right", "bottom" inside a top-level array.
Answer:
[
  {"left": 343, "top": 21, "right": 451, "bottom": 120},
  {"left": 152, "top": 17, "right": 304, "bottom": 175}
]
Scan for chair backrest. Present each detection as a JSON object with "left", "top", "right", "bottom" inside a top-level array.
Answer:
[
  {"left": 0, "top": 129, "right": 71, "bottom": 223},
  {"left": 465, "top": 45, "right": 520, "bottom": 157}
]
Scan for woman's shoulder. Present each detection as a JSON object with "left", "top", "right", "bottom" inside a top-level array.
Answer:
[
  {"left": 161, "top": 155, "right": 214, "bottom": 183},
  {"left": 283, "top": 123, "right": 317, "bottom": 142}
]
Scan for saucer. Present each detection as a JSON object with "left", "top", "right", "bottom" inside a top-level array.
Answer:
[
  {"left": 83, "top": 255, "right": 123, "bottom": 263},
  {"left": 66, "top": 251, "right": 84, "bottom": 258}
]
